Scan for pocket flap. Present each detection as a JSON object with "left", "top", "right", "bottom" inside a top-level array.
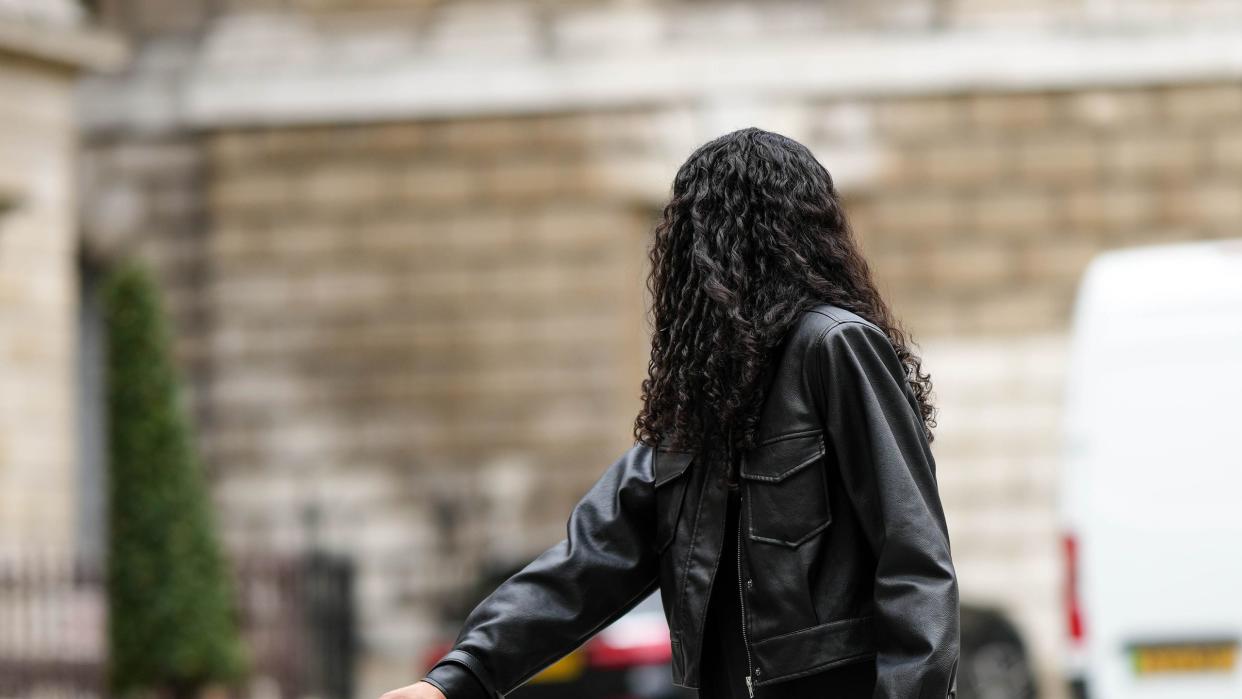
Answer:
[
  {"left": 654, "top": 447, "right": 694, "bottom": 487},
  {"left": 750, "top": 616, "right": 876, "bottom": 683},
  {"left": 739, "top": 429, "right": 825, "bottom": 482}
]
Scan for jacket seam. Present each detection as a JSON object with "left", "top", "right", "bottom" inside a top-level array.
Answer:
[
  {"left": 804, "top": 316, "right": 885, "bottom": 457},
  {"left": 436, "top": 650, "right": 500, "bottom": 699},
  {"left": 690, "top": 470, "right": 730, "bottom": 689},
  {"left": 753, "top": 426, "right": 822, "bottom": 446},
  {"left": 804, "top": 316, "right": 842, "bottom": 421},
  {"left": 654, "top": 456, "right": 691, "bottom": 554},
  {"left": 746, "top": 514, "right": 832, "bottom": 547},
  {"left": 738, "top": 440, "right": 825, "bottom": 481},
  {"left": 813, "top": 318, "right": 878, "bottom": 346},
  {"left": 674, "top": 463, "right": 711, "bottom": 655},
  {"left": 755, "top": 650, "right": 877, "bottom": 686},
  {"left": 808, "top": 306, "right": 877, "bottom": 333},
  {"left": 751, "top": 614, "right": 873, "bottom": 643}
]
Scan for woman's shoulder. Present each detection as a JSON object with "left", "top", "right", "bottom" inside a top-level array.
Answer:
[
  {"left": 800, "top": 303, "right": 885, "bottom": 341},
  {"left": 797, "top": 304, "right": 900, "bottom": 380}
]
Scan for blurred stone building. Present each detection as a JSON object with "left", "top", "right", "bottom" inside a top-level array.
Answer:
[
  {"left": 0, "top": 3, "right": 121, "bottom": 556},
  {"left": 62, "top": 0, "right": 1242, "bottom": 696}
]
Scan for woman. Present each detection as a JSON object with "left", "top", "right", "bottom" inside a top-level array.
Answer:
[{"left": 385, "top": 127, "right": 959, "bottom": 699}]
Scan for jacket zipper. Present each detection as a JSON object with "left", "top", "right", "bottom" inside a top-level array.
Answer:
[
  {"left": 734, "top": 453, "right": 756, "bottom": 697},
  {"left": 737, "top": 509, "right": 755, "bottom": 697}
]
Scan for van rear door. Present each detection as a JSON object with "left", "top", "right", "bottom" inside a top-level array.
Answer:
[{"left": 1061, "top": 239, "right": 1242, "bottom": 699}]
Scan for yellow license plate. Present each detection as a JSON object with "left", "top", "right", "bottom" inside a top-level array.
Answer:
[
  {"left": 1131, "top": 641, "right": 1238, "bottom": 675},
  {"left": 528, "top": 649, "right": 585, "bottom": 684}
]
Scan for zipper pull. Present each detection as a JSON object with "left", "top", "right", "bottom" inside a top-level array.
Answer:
[{"left": 745, "top": 675, "right": 754, "bottom": 698}]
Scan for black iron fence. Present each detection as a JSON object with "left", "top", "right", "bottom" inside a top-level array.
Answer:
[{"left": 0, "top": 551, "right": 355, "bottom": 699}]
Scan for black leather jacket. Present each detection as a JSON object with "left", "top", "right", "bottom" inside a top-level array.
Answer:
[{"left": 420, "top": 304, "right": 959, "bottom": 698}]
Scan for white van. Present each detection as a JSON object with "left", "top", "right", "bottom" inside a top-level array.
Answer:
[{"left": 1060, "top": 238, "right": 1242, "bottom": 698}]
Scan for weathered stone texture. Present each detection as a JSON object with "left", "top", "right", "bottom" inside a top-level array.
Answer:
[
  {"left": 0, "top": 59, "right": 80, "bottom": 554},
  {"left": 185, "top": 115, "right": 658, "bottom": 682},
  {"left": 847, "top": 85, "right": 1242, "bottom": 343}
]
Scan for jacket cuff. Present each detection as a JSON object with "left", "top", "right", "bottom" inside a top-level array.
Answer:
[{"left": 422, "top": 652, "right": 494, "bottom": 699}]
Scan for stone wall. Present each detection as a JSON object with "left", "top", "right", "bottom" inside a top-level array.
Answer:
[
  {"left": 80, "top": 135, "right": 212, "bottom": 414},
  {"left": 0, "top": 2, "right": 123, "bottom": 558},
  {"left": 201, "top": 117, "right": 658, "bottom": 654},
  {"left": 848, "top": 85, "right": 1242, "bottom": 337},
  {"left": 0, "top": 56, "right": 84, "bottom": 555},
  {"left": 109, "top": 0, "right": 1242, "bottom": 34}
]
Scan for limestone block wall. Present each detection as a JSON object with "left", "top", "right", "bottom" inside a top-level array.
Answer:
[
  {"left": 197, "top": 114, "right": 671, "bottom": 689},
  {"left": 193, "top": 0, "right": 1242, "bottom": 33},
  {"left": 79, "top": 135, "right": 212, "bottom": 415},
  {"left": 0, "top": 58, "right": 82, "bottom": 555},
  {"left": 846, "top": 85, "right": 1242, "bottom": 337}
]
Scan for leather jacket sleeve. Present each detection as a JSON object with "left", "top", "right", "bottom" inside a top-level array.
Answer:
[
  {"left": 421, "top": 443, "right": 662, "bottom": 698},
  {"left": 811, "top": 320, "right": 961, "bottom": 699},
  {"left": 419, "top": 662, "right": 488, "bottom": 699}
]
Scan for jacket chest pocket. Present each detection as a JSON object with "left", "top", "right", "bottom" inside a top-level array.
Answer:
[
  {"left": 740, "top": 429, "right": 832, "bottom": 547},
  {"left": 653, "top": 448, "right": 695, "bottom": 554}
]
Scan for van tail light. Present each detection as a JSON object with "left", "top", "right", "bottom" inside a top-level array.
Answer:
[{"left": 1064, "top": 532, "right": 1086, "bottom": 644}]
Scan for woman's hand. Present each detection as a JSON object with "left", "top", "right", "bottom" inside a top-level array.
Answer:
[{"left": 379, "top": 681, "right": 446, "bottom": 699}]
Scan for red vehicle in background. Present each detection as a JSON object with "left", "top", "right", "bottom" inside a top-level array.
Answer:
[{"left": 420, "top": 559, "right": 693, "bottom": 699}]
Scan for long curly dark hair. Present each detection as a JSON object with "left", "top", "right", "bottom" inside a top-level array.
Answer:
[{"left": 632, "top": 127, "right": 935, "bottom": 475}]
